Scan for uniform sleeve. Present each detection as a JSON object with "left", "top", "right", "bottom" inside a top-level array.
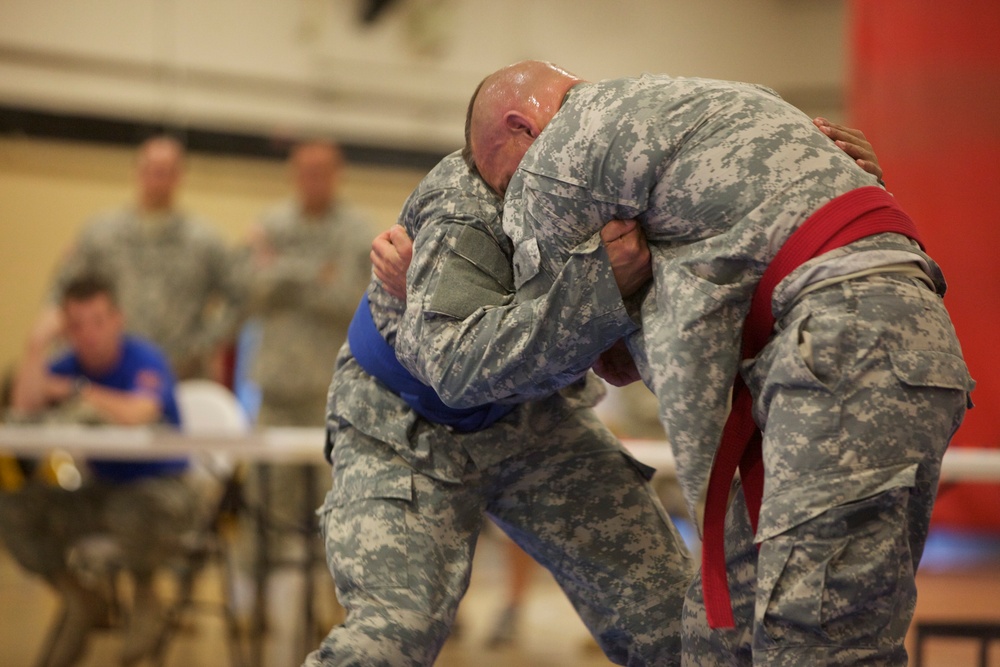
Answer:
[
  {"left": 245, "top": 220, "right": 372, "bottom": 319},
  {"left": 244, "top": 253, "right": 317, "bottom": 310},
  {"left": 298, "top": 221, "right": 373, "bottom": 318},
  {"left": 395, "top": 214, "right": 636, "bottom": 408},
  {"left": 192, "top": 232, "right": 247, "bottom": 354}
]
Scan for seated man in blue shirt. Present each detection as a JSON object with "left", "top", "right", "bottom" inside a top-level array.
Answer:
[{"left": 2, "top": 274, "right": 200, "bottom": 667}]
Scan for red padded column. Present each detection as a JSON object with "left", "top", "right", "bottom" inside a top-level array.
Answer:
[{"left": 850, "top": 0, "right": 1000, "bottom": 529}]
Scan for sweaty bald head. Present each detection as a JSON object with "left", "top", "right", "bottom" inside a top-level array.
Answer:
[{"left": 466, "top": 61, "right": 583, "bottom": 195}]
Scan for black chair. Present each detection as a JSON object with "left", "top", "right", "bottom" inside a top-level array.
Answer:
[{"left": 914, "top": 621, "right": 1000, "bottom": 667}]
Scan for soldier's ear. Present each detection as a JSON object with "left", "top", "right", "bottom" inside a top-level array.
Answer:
[{"left": 503, "top": 111, "right": 539, "bottom": 139}]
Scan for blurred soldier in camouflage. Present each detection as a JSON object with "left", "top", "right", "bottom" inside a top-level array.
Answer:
[
  {"left": 303, "top": 151, "right": 694, "bottom": 667},
  {"left": 243, "top": 140, "right": 373, "bottom": 427},
  {"left": 451, "top": 61, "right": 976, "bottom": 665},
  {"left": 39, "top": 135, "right": 240, "bottom": 380},
  {"left": 238, "top": 139, "right": 372, "bottom": 666}
]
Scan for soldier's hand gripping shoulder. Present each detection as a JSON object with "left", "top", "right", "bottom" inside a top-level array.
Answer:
[{"left": 601, "top": 218, "right": 652, "bottom": 298}]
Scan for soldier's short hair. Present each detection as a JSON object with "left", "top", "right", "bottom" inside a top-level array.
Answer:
[
  {"left": 462, "top": 76, "right": 487, "bottom": 174},
  {"left": 61, "top": 274, "right": 119, "bottom": 307},
  {"left": 138, "top": 135, "right": 185, "bottom": 159}
]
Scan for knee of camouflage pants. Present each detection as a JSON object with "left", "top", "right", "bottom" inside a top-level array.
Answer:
[
  {"left": 304, "top": 602, "right": 452, "bottom": 667},
  {"left": 102, "top": 476, "right": 201, "bottom": 575},
  {"left": 0, "top": 482, "right": 100, "bottom": 578},
  {"left": 310, "top": 429, "right": 480, "bottom": 666},
  {"left": 751, "top": 487, "right": 916, "bottom": 665},
  {"left": 311, "top": 485, "right": 462, "bottom": 667}
]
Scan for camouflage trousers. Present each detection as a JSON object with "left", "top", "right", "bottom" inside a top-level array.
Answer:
[
  {"left": 682, "top": 272, "right": 972, "bottom": 666},
  {"left": 0, "top": 474, "right": 201, "bottom": 580},
  {"left": 305, "top": 406, "right": 693, "bottom": 667}
]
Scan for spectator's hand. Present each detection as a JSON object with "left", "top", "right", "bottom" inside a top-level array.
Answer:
[
  {"left": 592, "top": 338, "right": 642, "bottom": 387},
  {"left": 44, "top": 375, "right": 75, "bottom": 403},
  {"left": 371, "top": 225, "right": 413, "bottom": 301},
  {"left": 813, "top": 117, "right": 885, "bottom": 184},
  {"left": 601, "top": 219, "right": 651, "bottom": 298},
  {"left": 27, "top": 307, "right": 65, "bottom": 354}
]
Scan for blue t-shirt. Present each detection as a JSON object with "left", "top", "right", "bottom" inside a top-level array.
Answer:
[{"left": 49, "top": 335, "right": 188, "bottom": 482}]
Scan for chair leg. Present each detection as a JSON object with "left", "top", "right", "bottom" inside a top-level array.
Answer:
[
  {"left": 250, "top": 467, "right": 271, "bottom": 667},
  {"left": 914, "top": 624, "right": 925, "bottom": 667},
  {"left": 150, "top": 568, "right": 194, "bottom": 667},
  {"left": 220, "top": 543, "right": 249, "bottom": 667},
  {"left": 35, "top": 575, "right": 110, "bottom": 667},
  {"left": 147, "top": 469, "right": 252, "bottom": 667},
  {"left": 33, "top": 607, "right": 68, "bottom": 667},
  {"left": 148, "top": 539, "right": 249, "bottom": 667}
]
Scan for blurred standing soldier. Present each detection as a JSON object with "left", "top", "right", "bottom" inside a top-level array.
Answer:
[
  {"left": 239, "top": 139, "right": 373, "bottom": 666},
  {"left": 244, "top": 140, "right": 373, "bottom": 426},
  {"left": 39, "top": 135, "right": 240, "bottom": 380}
]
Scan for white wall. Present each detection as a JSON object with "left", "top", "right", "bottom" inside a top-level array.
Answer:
[{"left": 0, "top": 0, "right": 848, "bottom": 152}]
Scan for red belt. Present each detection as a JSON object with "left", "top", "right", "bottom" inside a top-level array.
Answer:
[{"left": 702, "top": 186, "right": 924, "bottom": 629}]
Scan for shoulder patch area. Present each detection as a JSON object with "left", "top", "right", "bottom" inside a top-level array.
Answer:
[
  {"left": 451, "top": 225, "right": 512, "bottom": 288},
  {"left": 426, "top": 226, "right": 513, "bottom": 319}
]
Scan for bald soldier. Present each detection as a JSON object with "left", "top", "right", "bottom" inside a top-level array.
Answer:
[{"left": 395, "top": 61, "right": 974, "bottom": 666}]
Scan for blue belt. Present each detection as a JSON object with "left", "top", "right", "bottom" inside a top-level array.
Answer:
[{"left": 347, "top": 293, "right": 516, "bottom": 432}]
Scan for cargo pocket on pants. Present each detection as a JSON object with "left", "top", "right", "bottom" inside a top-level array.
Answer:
[
  {"left": 890, "top": 349, "right": 975, "bottom": 428},
  {"left": 757, "top": 487, "right": 914, "bottom": 649},
  {"left": 324, "top": 458, "right": 414, "bottom": 590}
]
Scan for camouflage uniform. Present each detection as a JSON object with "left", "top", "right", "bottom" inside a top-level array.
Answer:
[
  {"left": 244, "top": 199, "right": 373, "bottom": 427},
  {"left": 53, "top": 207, "right": 240, "bottom": 379},
  {"left": 0, "top": 470, "right": 198, "bottom": 583},
  {"left": 238, "top": 197, "right": 372, "bottom": 537},
  {"left": 463, "top": 76, "right": 974, "bottom": 665},
  {"left": 304, "top": 153, "right": 693, "bottom": 667}
]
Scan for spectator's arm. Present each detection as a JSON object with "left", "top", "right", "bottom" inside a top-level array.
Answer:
[
  {"left": 11, "top": 308, "right": 65, "bottom": 413},
  {"left": 188, "top": 239, "right": 249, "bottom": 379},
  {"left": 245, "top": 224, "right": 372, "bottom": 318},
  {"left": 76, "top": 383, "right": 162, "bottom": 426}
]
